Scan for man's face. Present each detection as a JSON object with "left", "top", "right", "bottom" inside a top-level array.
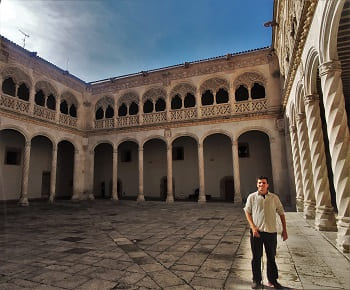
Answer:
[{"left": 257, "top": 179, "right": 269, "bottom": 194}]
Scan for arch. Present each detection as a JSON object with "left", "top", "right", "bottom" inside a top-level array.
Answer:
[
  {"left": 1, "top": 66, "right": 32, "bottom": 88},
  {"left": 170, "top": 83, "right": 196, "bottom": 98},
  {"left": 17, "top": 83, "right": 30, "bottom": 101},
  {"left": 92, "top": 140, "right": 115, "bottom": 152},
  {"left": 129, "top": 102, "right": 138, "bottom": 115},
  {"left": 69, "top": 104, "right": 77, "bottom": 117},
  {"left": 251, "top": 83, "right": 266, "bottom": 99},
  {"left": 30, "top": 132, "right": 55, "bottom": 146},
  {"left": 295, "top": 81, "right": 306, "bottom": 115},
  {"left": 233, "top": 71, "right": 267, "bottom": 89},
  {"left": 199, "top": 77, "right": 229, "bottom": 95},
  {"left": 2, "top": 77, "right": 16, "bottom": 96},
  {"left": 184, "top": 93, "right": 196, "bottom": 108},
  {"left": 95, "top": 107, "right": 104, "bottom": 120},
  {"left": 171, "top": 94, "right": 182, "bottom": 110},
  {"left": 141, "top": 136, "right": 167, "bottom": 147},
  {"left": 0, "top": 126, "right": 29, "bottom": 142},
  {"left": 236, "top": 127, "right": 273, "bottom": 141},
  {"left": 143, "top": 99, "right": 153, "bottom": 113},
  {"left": 61, "top": 91, "right": 78, "bottom": 107},
  {"left": 118, "top": 91, "right": 139, "bottom": 106},
  {"left": 143, "top": 87, "right": 166, "bottom": 102},
  {"left": 304, "top": 47, "right": 320, "bottom": 95},
  {"left": 35, "top": 90, "right": 45, "bottom": 106},
  {"left": 95, "top": 95, "right": 114, "bottom": 111},
  {"left": 216, "top": 88, "right": 229, "bottom": 104},
  {"left": 118, "top": 103, "right": 128, "bottom": 116},
  {"left": 155, "top": 98, "right": 166, "bottom": 112},
  {"left": 105, "top": 104, "right": 114, "bottom": 118},
  {"left": 170, "top": 132, "right": 199, "bottom": 145},
  {"left": 60, "top": 100, "right": 68, "bottom": 114},
  {"left": 56, "top": 137, "right": 79, "bottom": 150},
  {"left": 201, "top": 90, "right": 214, "bottom": 106},
  {"left": 202, "top": 130, "right": 233, "bottom": 144},
  {"left": 35, "top": 80, "right": 58, "bottom": 98},
  {"left": 46, "top": 94, "right": 56, "bottom": 110},
  {"left": 235, "top": 85, "right": 249, "bottom": 101},
  {"left": 116, "top": 138, "right": 139, "bottom": 148}
]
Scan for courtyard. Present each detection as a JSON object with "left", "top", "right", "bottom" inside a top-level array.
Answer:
[{"left": 0, "top": 200, "right": 349, "bottom": 289}]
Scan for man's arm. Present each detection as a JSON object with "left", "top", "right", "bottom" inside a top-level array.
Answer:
[
  {"left": 279, "top": 214, "right": 288, "bottom": 241},
  {"left": 245, "top": 210, "right": 260, "bottom": 238}
]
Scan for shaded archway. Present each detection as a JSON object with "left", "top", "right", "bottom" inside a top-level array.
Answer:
[
  {"left": 118, "top": 141, "right": 138, "bottom": 200},
  {"left": 93, "top": 143, "right": 113, "bottom": 198},
  {"left": 143, "top": 139, "right": 166, "bottom": 200},
  {"left": 203, "top": 133, "right": 233, "bottom": 201},
  {"left": 56, "top": 141, "right": 74, "bottom": 199},
  {"left": 0, "top": 129, "right": 26, "bottom": 201},
  {"left": 238, "top": 130, "right": 273, "bottom": 201}
]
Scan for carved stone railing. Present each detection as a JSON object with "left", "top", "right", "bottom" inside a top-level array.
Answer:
[
  {"left": 94, "top": 119, "right": 104, "bottom": 129},
  {"left": 33, "top": 104, "right": 56, "bottom": 121},
  {"left": 143, "top": 111, "right": 167, "bottom": 124},
  {"left": 0, "top": 94, "right": 30, "bottom": 114},
  {"left": 59, "top": 113, "right": 77, "bottom": 128},
  {"left": 116, "top": 115, "right": 139, "bottom": 127},
  {"left": 94, "top": 118, "right": 115, "bottom": 129},
  {"left": 201, "top": 103, "right": 231, "bottom": 118},
  {"left": 170, "top": 107, "right": 197, "bottom": 121},
  {"left": 234, "top": 99, "right": 268, "bottom": 114}
]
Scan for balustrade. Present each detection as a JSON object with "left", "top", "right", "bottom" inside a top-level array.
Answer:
[
  {"left": 0, "top": 94, "right": 30, "bottom": 114},
  {"left": 116, "top": 115, "right": 139, "bottom": 127},
  {"left": 143, "top": 111, "right": 167, "bottom": 124},
  {"left": 59, "top": 113, "right": 77, "bottom": 128},
  {"left": 170, "top": 107, "right": 197, "bottom": 121},
  {"left": 33, "top": 104, "right": 56, "bottom": 121}
]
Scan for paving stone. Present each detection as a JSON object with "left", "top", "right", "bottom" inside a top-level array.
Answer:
[{"left": 75, "top": 278, "right": 117, "bottom": 290}]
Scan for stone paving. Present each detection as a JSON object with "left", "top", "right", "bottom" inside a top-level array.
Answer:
[{"left": 0, "top": 200, "right": 349, "bottom": 290}]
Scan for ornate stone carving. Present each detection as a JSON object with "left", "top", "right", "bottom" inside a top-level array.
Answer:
[
  {"left": 170, "top": 83, "right": 196, "bottom": 98},
  {"left": 233, "top": 72, "right": 266, "bottom": 89},
  {"left": 143, "top": 87, "right": 166, "bottom": 102},
  {"left": 61, "top": 91, "right": 78, "bottom": 106},
  {"left": 319, "top": 61, "right": 342, "bottom": 76},
  {"left": 35, "top": 80, "right": 58, "bottom": 96},
  {"left": 200, "top": 77, "right": 229, "bottom": 94},
  {"left": 118, "top": 91, "right": 139, "bottom": 106},
  {"left": 1, "top": 66, "right": 32, "bottom": 87},
  {"left": 95, "top": 96, "right": 114, "bottom": 110}
]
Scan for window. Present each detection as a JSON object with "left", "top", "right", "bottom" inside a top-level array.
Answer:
[
  {"left": 95, "top": 107, "right": 104, "bottom": 120},
  {"left": 60, "top": 100, "right": 68, "bottom": 114},
  {"left": 172, "top": 146, "right": 184, "bottom": 161},
  {"left": 46, "top": 94, "right": 56, "bottom": 110},
  {"left": 143, "top": 99, "right": 153, "bottom": 113},
  {"left": 5, "top": 147, "right": 21, "bottom": 165},
  {"left": 69, "top": 104, "right": 77, "bottom": 117},
  {"left": 251, "top": 83, "right": 265, "bottom": 99},
  {"left": 216, "top": 88, "right": 229, "bottom": 104},
  {"left": 129, "top": 102, "right": 138, "bottom": 115},
  {"left": 17, "top": 83, "right": 30, "bottom": 101},
  {"left": 201, "top": 90, "right": 214, "bottom": 106},
  {"left": 184, "top": 93, "right": 195, "bottom": 108},
  {"left": 121, "top": 150, "right": 132, "bottom": 162},
  {"left": 238, "top": 143, "right": 249, "bottom": 158},
  {"left": 155, "top": 98, "right": 166, "bottom": 112},
  {"left": 171, "top": 95, "right": 182, "bottom": 110},
  {"left": 235, "top": 85, "right": 249, "bottom": 101},
  {"left": 2, "top": 77, "right": 16, "bottom": 96},
  {"left": 105, "top": 105, "right": 114, "bottom": 118},
  {"left": 35, "top": 90, "right": 45, "bottom": 106},
  {"left": 118, "top": 103, "right": 127, "bottom": 116}
]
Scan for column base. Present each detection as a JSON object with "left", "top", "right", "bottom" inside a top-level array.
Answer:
[
  {"left": 19, "top": 197, "right": 29, "bottom": 206},
  {"left": 234, "top": 193, "right": 242, "bottom": 205},
  {"left": 49, "top": 196, "right": 54, "bottom": 203},
  {"left": 315, "top": 207, "right": 337, "bottom": 231},
  {"left": 71, "top": 193, "right": 80, "bottom": 200},
  {"left": 303, "top": 202, "right": 315, "bottom": 219},
  {"left": 197, "top": 197, "right": 206, "bottom": 203},
  {"left": 88, "top": 194, "right": 95, "bottom": 200},
  {"left": 137, "top": 195, "right": 145, "bottom": 202},
  {"left": 336, "top": 216, "right": 350, "bottom": 253},
  {"left": 296, "top": 199, "right": 304, "bottom": 212},
  {"left": 111, "top": 196, "right": 119, "bottom": 202},
  {"left": 166, "top": 196, "right": 174, "bottom": 203}
]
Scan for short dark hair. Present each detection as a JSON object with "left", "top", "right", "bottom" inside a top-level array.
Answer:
[{"left": 256, "top": 176, "right": 269, "bottom": 183}]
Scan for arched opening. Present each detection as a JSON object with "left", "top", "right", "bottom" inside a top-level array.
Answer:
[
  {"left": 69, "top": 104, "right": 77, "bottom": 117},
  {"left": 46, "top": 94, "right": 56, "bottom": 110},
  {"left": 238, "top": 130, "right": 273, "bottom": 202},
  {"left": 118, "top": 103, "right": 127, "bottom": 116},
  {"left": 216, "top": 88, "right": 229, "bottom": 104},
  {"left": 220, "top": 176, "right": 235, "bottom": 202},
  {"left": 94, "top": 143, "right": 113, "bottom": 199},
  {"left": 144, "top": 139, "right": 166, "bottom": 200},
  {"left": 201, "top": 90, "right": 214, "bottom": 106},
  {"left": 129, "top": 102, "right": 138, "bottom": 115},
  {"left": 17, "top": 83, "right": 30, "bottom": 101},
  {"left": 28, "top": 135, "right": 52, "bottom": 200},
  {"left": 184, "top": 93, "right": 196, "bottom": 108},
  {"left": 118, "top": 141, "right": 139, "bottom": 200},
  {"left": 203, "top": 133, "right": 233, "bottom": 201},
  {"left": 95, "top": 107, "right": 104, "bottom": 120},
  {"left": 0, "top": 129, "right": 26, "bottom": 201},
  {"left": 105, "top": 105, "right": 114, "bottom": 118},
  {"left": 155, "top": 98, "right": 166, "bottom": 112},
  {"left": 2, "top": 77, "right": 16, "bottom": 96},
  {"left": 56, "top": 141, "right": 74, "bottom": 199},
  {"left": 35, "top": 90, "right": 45, "bottom": 106},
  {"left": 60, "top": 100, "right": 68, "bottom": 114},
  {"left": 143, "top": 99, "right": 153, "bottom": 113},
  {"left": 251, "top": 83, "right": 265, "bottom": 99},
  {"left": 235, "top": 85, "right": 249, "bottom": 101},
  {"left": 172, "top": 136, "right": 198, "bottom": 200},
  {"left": 171, "top": 95, "right": 182, "bottom": 110}
]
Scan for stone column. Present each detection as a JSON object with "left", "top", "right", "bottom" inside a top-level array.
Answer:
[
  {"left": 319, "top": 60, "right": 350, "bottom": 252},
  {"left": 72, "top": 149, "right": 81, "bottom": 200},
  {"left": 304, "top": 94, "right": 336, "bottom": 230},
  {"left": 19, "top": 140, "right": 31, "bottom": 206},
  {"left": 49, "top": 144, "right": 58, "bottom": 203},
  {"left": 88, "top": 150, "right": 95, "bottom": 200},
  {"left": 232, "top": 140, "right": 242, "bottom": 204},
  {"left": 166, "top": 91, "right": 171, "bottom": 122},
  {"left": 166, "top": 144, "right": 174, "bottom": 202},
  {"left": 296, "top": 113, "right": 316, "bottom": 219},
  {"left": 139, "top": 96, "right": 143, "bottom": 125},
  {"left": 29, "top": 87, "right": 35, "bottom": 114},
  {"left": 289, "top": 125, "right": 304, "bottom": 212},
  {"left": 137, "top": 147, "right": 145, "bottom": 202},
  {"left": 55, "top": 95, "right": 61, "bottom": 123},
  {"left": 197, "top": 142, "right": 206, "bottom": 203},
  {"left": 196, "top": 91, "right": 202, "bottom": 119},
  {"left": 112, "top": 148, "right": 119, "bottom": 201},
  {"left": 229, "top": 86, "right": 235, "bottom": 115}
]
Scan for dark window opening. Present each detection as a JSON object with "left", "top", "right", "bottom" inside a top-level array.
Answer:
[
  {"left": 5, "top": 147, "right": 21, "bottom": 165},
  {"left": 172, "top": 146, "right": 184, "bottom": 161},
  {"left": 118, "top": 103, "right": 127, "bottom": 116},
  {"left": 184, "top": 93, "right": 196, "bottom": 108},
  {"left": 69, "top": 104, "right": 77, "bottom": 117},
  {"left": 17, "top": 83, "right": 29, "bottom": 101},
  {"left": 216, "top": 88, "right": 229, "bottom": 104},
  {"left": 238, "top": 143, "right": 249, "bottom": 158},
  {"left": 235, "top": 85, "right": 249, "bottom": 101},
  {"left": 35, "top": 90, "right": 45, "bottom": 106},
  {"left": 143, "top": 99, "right": 153, "bottom": 113},
  {"left": 95, "top": 107, "right": 104, "bottom": 120},
  {"left": 2, "top": 77, "right": 16, "bottom": 96},
  {"left": 46, "top": 94, "right": 56, "bottom": 110},
  {"left": 171, "top": 95, "right": 182, "bottom": 110},
  {"left": 121, "top": 150, "right": 132, "bottom": 162},
  {"left": 201, "top": 90, "right": 214, "bottom": 106},
  {"left": 60, "top": 100, "right": 68, "bottom": 114},
  {"left": 155, "top": 98, "right": 166, "bottom": 112},
  {"left": 251, "top": 83, "right": 265, "bottom": 99},
  {"left": 105, "top": 105, "right": 114, "bottom": 118},
  {"left": 129, "top": 102, "right": 138, "bottom": 115}
]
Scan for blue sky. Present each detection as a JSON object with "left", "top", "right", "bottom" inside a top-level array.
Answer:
[{"left": 0, "top": 0, "right": 273, "bottom": 82}]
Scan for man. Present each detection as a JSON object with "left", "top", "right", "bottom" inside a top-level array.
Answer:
[{"left": 244, "top": 176, "right": 288, "bottom": 289}]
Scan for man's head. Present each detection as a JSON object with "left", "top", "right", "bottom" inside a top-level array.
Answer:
[{"left": 256, "top": 176, "right": 269, "bottom": 194}]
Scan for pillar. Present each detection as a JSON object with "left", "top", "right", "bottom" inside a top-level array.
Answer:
[
  {"left": 232, "top": 140, "right": 242, "bottom": 204},
  {"left": 197, "top": 142, "right": 206, "bottom": 203},
  {"left": 88, "top": 150, "right": 95, "bottom": 200},
  {"left": 304, "top": 94, "right": 336, "bottom": 230},
  {"left": 137, "top": 147, "right": 145, "bottom": 202},
  {"left": 166, "top": 143, "right": 174, "bottom": 202},
  {"left": 19, "top": 140, "right": 31, "bottom": 206},
  {"left": 296, "top": 113, "right": 316, "bottom": 219},
  {"left": 72, "top": 149, "right": 81, "bottom": 200},
  {"left": 49, "top": 143, "right": 57, "bottom": 203},
  {"left": 319, "top": 60, "right": 350, "bottom": 252},
  {"left": 289, "top": 125, "right": 304, "bottom": 212},
  {"left": 112, "top": 148, "right": 119, "bottom": 201},
  {"left": 196, "top": 91, "right": 202, "bottom": 119}
]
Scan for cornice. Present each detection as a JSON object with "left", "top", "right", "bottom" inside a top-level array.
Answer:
[{"left": 282, "top": 0, "right": 318, "bottom": 110}]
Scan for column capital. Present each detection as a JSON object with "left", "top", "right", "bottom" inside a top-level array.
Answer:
[
  {"left": 295, "top": 113, "right": 306, "bottom": 122},
  {"left": 304, "top": 94, "right": 319, "bottom": 105},
  {"left": 52, "top": 143, "right": 58, "bottom": 152},
  {"left": 138, "top": 147, "right": 144, "bottom": 152},
  {"left": 319, "top": 60, "right": 342, "bottom": 76},
  {"left": 289, "top": 124, "right": 297, "bottom": 133},
  {"left": 197, "top": 142, "right": 203, "bottom": 149},
  {"left": 25, "top": 141, "right": 31, "bottom": 147},
  {"left": 232, "top": 140, "right": 239, "bottom": 146},
  {"left": 113, "top": 148, "right": 118, "bottom": 154}
]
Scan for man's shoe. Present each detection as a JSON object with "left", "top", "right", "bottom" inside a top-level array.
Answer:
[
  {"left": 267, "top": 280, "right": 283, "bottom": 289},
  {"left": 251, "top": 280, "right": 262, "bottom": 289}
]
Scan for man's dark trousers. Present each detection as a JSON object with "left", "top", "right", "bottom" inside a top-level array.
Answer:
[{"left": 250, "top": 230, "right": 278, "bottom": 283}]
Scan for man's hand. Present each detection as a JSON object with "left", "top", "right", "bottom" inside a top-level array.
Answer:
[
  {"left": 281, "top": 230, "right": 288, "bottom": 241},
  {"left": 252, "top": 226, "right": 260, "bottom": 238}
]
